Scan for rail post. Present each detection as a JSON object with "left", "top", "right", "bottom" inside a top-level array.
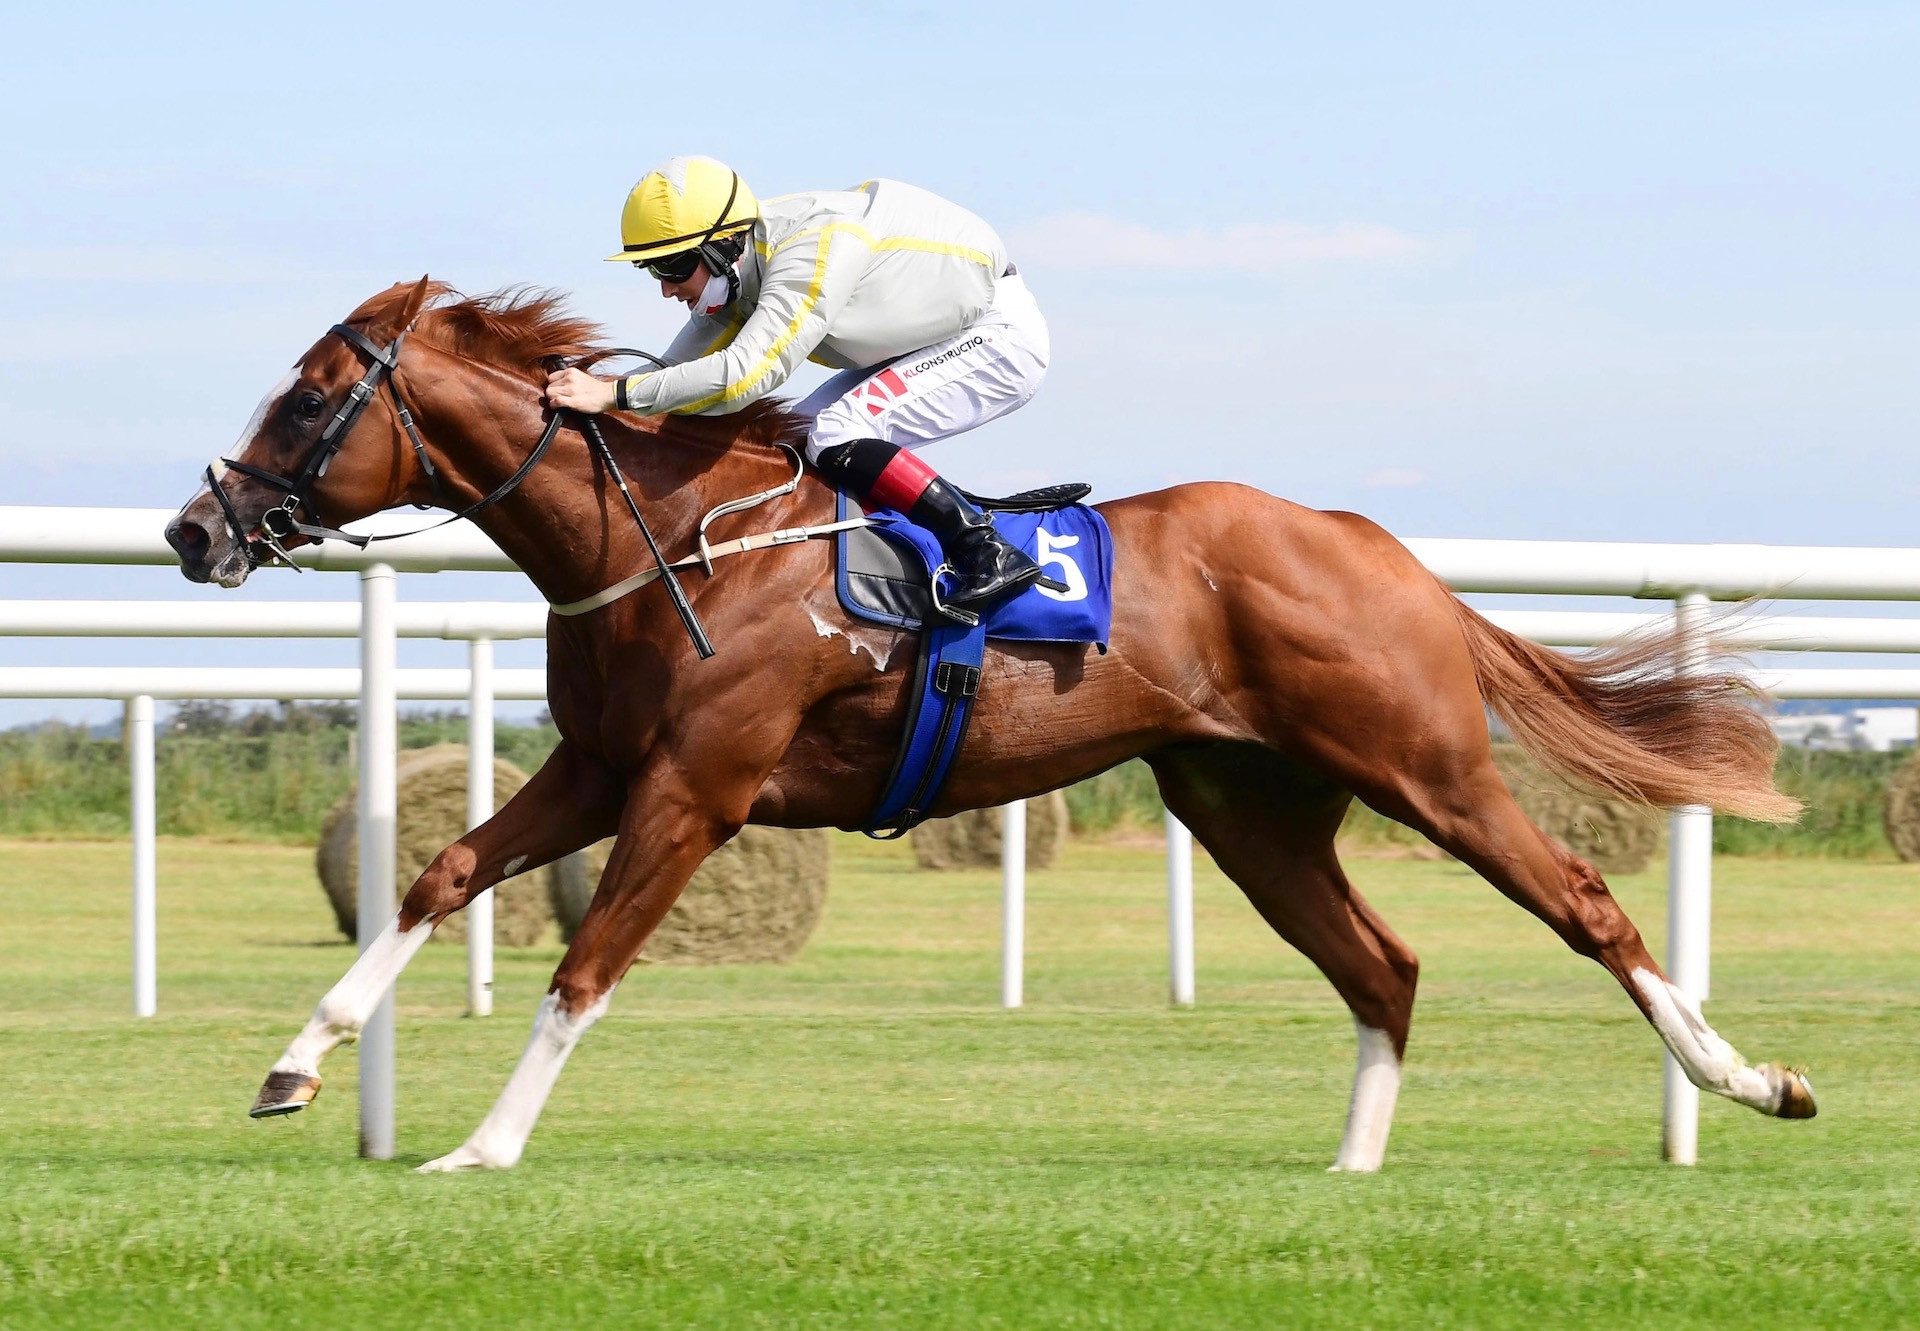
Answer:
[
  {"left": 358, "top": 565, "right": 398, "bottom": 1160},
  {"left": 129, "top": 694, "right": 156, "bottom": 1018},
  {"left": 1166, "top": 810, "right": 1195, "bottom": 1006},
  {"left": 1001, "top": 800, "right": 1026, "bottom": 1009},
  {"left": 1663, "top": 589, "right": 1713, "bottom": 1164},
  {"left": 465, "top": 636, "right": 494, "bottom": 1018}
]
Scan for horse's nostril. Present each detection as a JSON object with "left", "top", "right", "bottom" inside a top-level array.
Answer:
[{"left": 167, "top": 518, "right": 211, "bottom": 562}]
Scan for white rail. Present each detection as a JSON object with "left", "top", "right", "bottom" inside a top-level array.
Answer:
[
  {"left": 0, "top": 666, "right": 546, "bottom": 700},
  {"left": 357, "top": 567, "right": 398, "bottom": 1160},
  {"left": 465, "top": 639, "right": 495, "bottom": 1019},
  {"left": 0, "top": 506, "right": 512, "bottom": 572},
  {"left": 23, "top": 505, "right": 1920, "bottom": 598},
  {"left": 0, "top": 600, "right": 546, "bottom": 639},
  {"left": 1486, "top": 609, "right": 1920, "bottom": 653},
  {"left": 1404, "top": 537, "right": 1920, "bottom": 601},
  {"left": 1000, "top": 800, "right": 1025, "bottom": 1010}
]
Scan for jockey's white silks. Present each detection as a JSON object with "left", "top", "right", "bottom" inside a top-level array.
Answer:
[{"left": 798, "top": 272, "right": 1051, "bottom": 463}]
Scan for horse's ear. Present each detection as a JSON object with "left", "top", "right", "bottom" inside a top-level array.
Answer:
[{"left": 393, "top": 274, "right": 433, "bottom": 330}]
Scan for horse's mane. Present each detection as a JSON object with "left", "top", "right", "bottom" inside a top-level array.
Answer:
[{"left": 343, "top": 280, "right": 808, "bottom": 453}]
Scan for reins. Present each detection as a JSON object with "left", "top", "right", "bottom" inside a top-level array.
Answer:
[
  {"left": 562, "top": 348, "right": 714, "bottom": 658},
  {"left": 207, "top": 322, "right": 568, "bottom": 567},
  {"left": 207, "top": 328, "right": 722, "bottom": 657}
]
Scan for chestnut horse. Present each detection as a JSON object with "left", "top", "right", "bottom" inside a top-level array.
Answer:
[{"left": 165, "top": 279, "right": 1815, "bottom": 1173}]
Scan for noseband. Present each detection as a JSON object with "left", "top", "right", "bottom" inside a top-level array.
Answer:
[{"left": 205, "top": 321, "right": 568, "bottom": 568}]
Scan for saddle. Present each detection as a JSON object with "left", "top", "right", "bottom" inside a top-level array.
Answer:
[
  {"left": 838, "top": 482, "right": 1093, "bottom": 631},
  {"left": 837, "top": 482, "right": 1111, "bottom": 838}
]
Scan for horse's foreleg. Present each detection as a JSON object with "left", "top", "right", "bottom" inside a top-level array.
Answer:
[
  {"left": 418, "top": 757, "right": 735, "bottom": 1171},
  {"left": 1149, "top": 745, "right": 1420, "bottom": 1173},
  {"left": 251, "top": 740, "right": 623, "bottom": 1119}
]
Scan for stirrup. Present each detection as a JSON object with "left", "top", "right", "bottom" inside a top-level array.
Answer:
[{"left": 927, "top": 564, "right": 981, "bottom": 627}]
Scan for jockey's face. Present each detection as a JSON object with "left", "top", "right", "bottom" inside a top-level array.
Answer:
[{"left": 657, "top": 267, "right": 707, "bottom": 308}]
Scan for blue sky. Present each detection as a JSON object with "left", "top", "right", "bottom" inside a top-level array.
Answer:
[{"left": 2, "top": 2, "right": 1917, "bottom": 725}]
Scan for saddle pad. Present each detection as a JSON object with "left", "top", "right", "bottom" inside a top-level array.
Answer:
[{"left": 836, "top": 493, "right": 1113, "bottom": 648}]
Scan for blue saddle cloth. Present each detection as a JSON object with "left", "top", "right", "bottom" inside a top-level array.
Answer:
[
  {"left": 836, "top": 492, "right": 1113, "bottom": 836},
  {"left": 834, "top": 495, "right": 1114, "bottom": 649}
]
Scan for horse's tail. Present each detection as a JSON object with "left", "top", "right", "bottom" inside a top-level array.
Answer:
[{"left": 1448, "top": 599, "right": 1800, "bottom": 823}]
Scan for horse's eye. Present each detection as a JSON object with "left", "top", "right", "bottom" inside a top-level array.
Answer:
[{"left": 293, "top": 391, "right": 326, "bottom": 421}]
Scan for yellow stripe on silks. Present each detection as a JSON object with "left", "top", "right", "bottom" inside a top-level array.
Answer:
[
  {"left": 769, "top": 221, "right": 861, "bottom": 255},
  {"left": 872, "top": 235, "right": 994, "bottom": 267},
  {"left": 769, "top": 223, "right": 993, "bottom": 270},
  {"left": 678, "top": 227, "right": 840, "bottom": 413},
  {"left": 698, "top": 314, "right": 744, "bottom": 358}
]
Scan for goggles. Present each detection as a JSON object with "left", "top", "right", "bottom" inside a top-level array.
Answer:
[{"left": 637, "top": 248, "right": 704, "bottom": 283}]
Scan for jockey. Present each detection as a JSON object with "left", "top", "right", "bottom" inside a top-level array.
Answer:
[{"left": 545, "top": 154, "right": 1052, "bottom": 615}]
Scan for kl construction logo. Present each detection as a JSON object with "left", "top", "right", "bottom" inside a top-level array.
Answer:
[
  {"left": 850, "top": 368, "right": 908, "bottom": 418},
  {"left": 849, "top": 336, "right": 992, "bottom": 417}
]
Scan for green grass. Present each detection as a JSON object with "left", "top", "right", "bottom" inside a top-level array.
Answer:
[{"left": 1, "top": 835, "right": 1915, "bottom": 1329}]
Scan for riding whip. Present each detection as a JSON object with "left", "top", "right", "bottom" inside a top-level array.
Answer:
[{"left": 572, "top": 409, "right": 717, "bottom": 660}]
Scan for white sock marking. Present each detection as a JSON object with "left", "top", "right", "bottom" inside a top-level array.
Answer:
[
  {"left": 272, "top": 915, "right": 434, "bottom": 1077},
  {"left": 1330, "top": 1021, "right": 1402, "bottom": 1173},
  {"left": 417, "top": 987, "right": 614, "bottom": 1172},
  {"left": 1631, "top": 967, "right": 1777, "bottom": 1110}
]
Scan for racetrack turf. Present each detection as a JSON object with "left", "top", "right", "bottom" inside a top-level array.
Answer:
[{"left": 1, "top": 833, "right": 1914, "bottom": 1328}]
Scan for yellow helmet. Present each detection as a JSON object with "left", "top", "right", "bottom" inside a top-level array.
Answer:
[{"left": 606, "top": 155, "right": 759, "bottom": 264}]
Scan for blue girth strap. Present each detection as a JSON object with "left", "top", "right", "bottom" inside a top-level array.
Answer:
[{"left": 861, "top": 616, "right": 988, "bottom": 838}]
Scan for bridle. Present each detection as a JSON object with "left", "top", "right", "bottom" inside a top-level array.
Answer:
[
  {"left": 204, "top": 318, "right": 715, "bottom": 656},
  {"left": 205, "top": 320, "right": 568, "bottom": 569}
]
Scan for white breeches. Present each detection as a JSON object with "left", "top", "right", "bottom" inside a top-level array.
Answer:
[{"left": 798, "top": 272, "right": 1051, "bottom": 463}]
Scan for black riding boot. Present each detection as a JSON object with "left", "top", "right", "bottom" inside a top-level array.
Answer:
[
  {"left": 909, "top": 474, "right": 1045, "bottom": 616},
  {"left": 814, "top": 438, "right": 1046, "bottom": 622}
]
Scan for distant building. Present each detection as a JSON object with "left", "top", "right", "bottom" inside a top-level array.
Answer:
[{"left": 1772, "top": 707, "right": 1918, "bottom": 752}]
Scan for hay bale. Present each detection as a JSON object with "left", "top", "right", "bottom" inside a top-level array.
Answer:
[
  {"left": 1881, "top": 754, "right": 1920, "bottom": 862},
  {"left": 910, "top": 790, "right": 1070, "bottom": 870},
  {"left": 548, "top": 825, "right": 830, "bottom": 964},
  {"left": 1492, "top": 743, "right": 1662, "bottom": 875},
  {"left": 315, "top": 744, "right": 553, "bottom": 946}
]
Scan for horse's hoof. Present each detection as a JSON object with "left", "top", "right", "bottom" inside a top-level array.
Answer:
[
  {"left": 1763, "top": 1063, "right": 1819, "bottom": 1120},
  {"left": 416, "top": 1144, "right": 511, "bottom": 1174},
  {"left": 250, "top": 1069, "right": 322, "bottom": 1118}
]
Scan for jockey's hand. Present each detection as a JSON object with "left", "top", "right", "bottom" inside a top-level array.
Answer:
[{"left": 545, "top": 367, "right": 619, "bottom": 414}]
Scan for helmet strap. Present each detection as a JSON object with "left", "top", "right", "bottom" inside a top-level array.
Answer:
[{"left": 692, "top": 230, "right": 747, "bottom": 310}]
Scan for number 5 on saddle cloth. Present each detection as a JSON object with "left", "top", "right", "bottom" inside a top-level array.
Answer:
[{"left": 835, "top": 488, "right": 1114, "bottom": 837}]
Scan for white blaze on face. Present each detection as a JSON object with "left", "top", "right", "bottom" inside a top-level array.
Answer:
[
  {"left": 183, "top": 366, "right": 300, "bottom": 510},
  {"left": 233, "top": 365, "right": 301, "bottom": 454}
]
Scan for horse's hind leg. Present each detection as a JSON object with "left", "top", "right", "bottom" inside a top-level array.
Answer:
[
  {"left": 1351, "top": 750, "right": 1817, "bottom": 1123},
  {"left": 250, "top": 740, "right": 622, "bottom": 1119},
  {"left": 1149, "top": 744, "right": 1420, "bottom": 1172}
]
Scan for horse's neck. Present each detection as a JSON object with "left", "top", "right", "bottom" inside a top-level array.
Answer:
[{"left": 417, "top": 364, "right": 799, "bottom": 606}]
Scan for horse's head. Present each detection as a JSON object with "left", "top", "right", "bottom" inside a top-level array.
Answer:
[{"left": 165, "top": 276, "right": 438, "bottom": 586}]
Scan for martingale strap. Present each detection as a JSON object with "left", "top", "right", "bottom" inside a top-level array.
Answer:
[
  {"left": 548, "top": 514, "right": 873, "bottom": 616},
  {"left": 860, "top": 616, "right": 989, "bottom": 838}
]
